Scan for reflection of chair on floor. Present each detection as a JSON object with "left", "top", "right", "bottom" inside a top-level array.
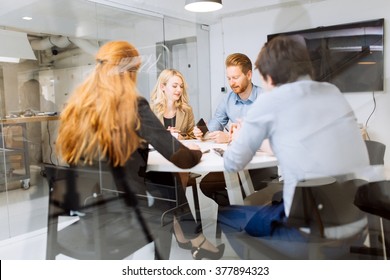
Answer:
[
  {"left": 221, "top": 179, "right": 368, "bottom": 259},
  {"left": 45, "top": 163, "right": 173, "bottom": 260}
]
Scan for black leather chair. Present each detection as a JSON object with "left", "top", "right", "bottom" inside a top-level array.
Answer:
[{"left": 44, "top": 163, "right": 173, "bottom": 260}]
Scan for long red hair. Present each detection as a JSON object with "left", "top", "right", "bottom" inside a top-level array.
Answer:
[{"left": 56, "top": 41, "right": 144, "bottom": 167}]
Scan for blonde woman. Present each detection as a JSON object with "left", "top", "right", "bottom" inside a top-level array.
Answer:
[
  {"left": 150, "top": 69, "right": 195, "bottom": 139},
  {"left": 56, "top": 41, "right": 224, "bottom": 260}
]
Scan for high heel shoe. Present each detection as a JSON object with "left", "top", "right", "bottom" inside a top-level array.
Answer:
[
  {"left": 172, "top": 228, "right": 192, "bottom": 250},
  {"left": 191, "top": 238, "right": 225, "bottom": 260}
]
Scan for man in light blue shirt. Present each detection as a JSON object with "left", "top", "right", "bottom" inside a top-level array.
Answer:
[
  {"left": 219, "top": 35, "right": 371, "bottom": 259},
  {"left": 194, "top": 53, "right": 275, "bottom": 205},
  {"left": 194, "top": 53, "right": 263, "bottom": 143}
]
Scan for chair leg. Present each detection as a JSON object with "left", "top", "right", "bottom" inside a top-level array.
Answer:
[
  {"left": 46, "top": 216, "right": 59, "bottom": 260},
  {"left": 379, "top": 218, "right": 389, "bottom": 260},
  {"left": 350, "top": 215, "right": 389, "bottom": 259},
  {"left": 216, "top": 222, "right": 222, "bottom": 239},
  {"left": 154, "top": 226, "right": 172, "bottom": 260},
  {"left": 191, "top": 184, "right": 201, "bottom": 221},
  {"left": 368, "top": 214, "right": 381, "bottom": 248}
]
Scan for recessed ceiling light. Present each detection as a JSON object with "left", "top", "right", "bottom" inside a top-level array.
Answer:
[{"left": 22, "top": 16, "right": 33, "bottom": 20}]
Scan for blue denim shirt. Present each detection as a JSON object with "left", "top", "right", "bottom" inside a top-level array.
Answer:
[{"left": 207, "top": 84, "right": 262, "bottom": 131}]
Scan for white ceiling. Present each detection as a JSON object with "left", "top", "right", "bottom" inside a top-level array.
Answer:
[
  {"left": 90, "top": 0, "right": 318, "bottom": 23},
  {"left": 0, "top": 0, "right": 328, "bottom": 38}
]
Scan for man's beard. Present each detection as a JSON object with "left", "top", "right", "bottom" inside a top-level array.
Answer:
[{"left": 232, "top": 83, "right": 248, "bottom": 94}]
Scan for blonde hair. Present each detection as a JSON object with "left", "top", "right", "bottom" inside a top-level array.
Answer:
[
  {"left": 149, "top": 69, "right": 191, "bottom": 118},
  {"left": 56, "top": 41, "right": 144, "bottom": 167}
]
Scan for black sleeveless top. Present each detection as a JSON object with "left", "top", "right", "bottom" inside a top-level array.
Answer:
[{"left": 163, "top": 115, "right": 176, "bottom": 129}]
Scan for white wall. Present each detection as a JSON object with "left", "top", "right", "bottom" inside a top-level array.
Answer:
[{"left": 209, "top": 0, "right": 390, "bottom": 168}]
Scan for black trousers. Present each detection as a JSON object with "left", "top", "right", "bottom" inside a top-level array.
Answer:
[{"left": 199, "top": 167, "right": 279, "bottom": 206}]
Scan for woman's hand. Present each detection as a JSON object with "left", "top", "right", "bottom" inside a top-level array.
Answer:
[
  {"left": 167, "top": 126, "right": 180, "bottom": 139},
  {"left": 193, "top": 126, "right": 203, "bottom": 139},
  {"left": 167, "top": 126, "right": 180, "bottom": 134}
]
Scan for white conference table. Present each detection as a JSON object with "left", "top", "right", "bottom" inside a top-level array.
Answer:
[{"left": 147, "top": 139, "right": 278, "bottom": 206}]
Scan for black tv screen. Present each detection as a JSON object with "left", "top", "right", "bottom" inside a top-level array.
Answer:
[{"left": 267, "top": 18, "right": 384, "bottom": 93}]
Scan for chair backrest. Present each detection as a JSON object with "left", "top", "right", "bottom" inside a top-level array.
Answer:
[
  {"left": 44, "top": 164, "right": 110, "bottom": 214},
  {"left": 365, "top": 140, "right": 386, "bottom": 165},
  {"left": 354, "top": 180, "right": 390, "bottom": 220},
  {"left": 353, "top": 142, "right": 389, "bottom": 258},
  {"left": 44, "top": 164, "right": 172, "bottom": 260},
  {"left": 286, "top": 140, "right": 386, "bottom": 235},
  {"left": 287, "top": 179, "right": 366, "bottom": 237},
  {"left": 233, "top": 179, "right": 368, "bottom": 259},
  {"left": 354, "top": 140, "right": 388, "bottom": 219}
]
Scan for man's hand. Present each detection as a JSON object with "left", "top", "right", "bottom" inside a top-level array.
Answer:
[
  {"left": 229, "top": 120, "right": 242, "bottom": 142},
  {"left": 208, "top": 131, "right": 230, "bottom": 143}
]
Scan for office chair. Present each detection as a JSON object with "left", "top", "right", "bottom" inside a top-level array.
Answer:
[
  {"left": 353, "top": 180, "right": 390, "bottom": 259},
  {"left": 365, "top": 140, "right": 386, "bottom": 166},
  {"left": 221, "top": 179, "right": 368, "bottom": 259},
  {"left": 45, "top": 163, "right": 173, "bottom": 260},
  {"left": 350, "top": 140, "right": 389, "bottom": 259},
  {"left": 231, "top": 140, "right": 387, "bottom": 260}
]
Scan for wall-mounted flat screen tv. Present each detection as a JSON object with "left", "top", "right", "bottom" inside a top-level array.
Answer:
[{"left": 267, "top": 18, "right": 384, "bottom": 93}]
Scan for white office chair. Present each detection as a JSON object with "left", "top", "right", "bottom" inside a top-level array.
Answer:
[{"left": 223, "top": 179, "right": 368, "bottom": 259}]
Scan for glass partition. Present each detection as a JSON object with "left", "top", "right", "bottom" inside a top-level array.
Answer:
[
  {"left": 157, "top": 16, "right": 211, "bottom": 121},
  {"left": 0, "top": 0, "right": 210, "bottom": 243}
]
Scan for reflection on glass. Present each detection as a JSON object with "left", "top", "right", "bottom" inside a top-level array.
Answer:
[
  {"left": 0, "top": 0, "right": 166, "bottom": 241},
  {"left": 0, "top": 1, "right": 210, "bottom": 255}
]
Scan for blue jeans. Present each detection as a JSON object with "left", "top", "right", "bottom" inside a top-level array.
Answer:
[{"left": 218, "top": 202, "right": 308, "bottom": 259}]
